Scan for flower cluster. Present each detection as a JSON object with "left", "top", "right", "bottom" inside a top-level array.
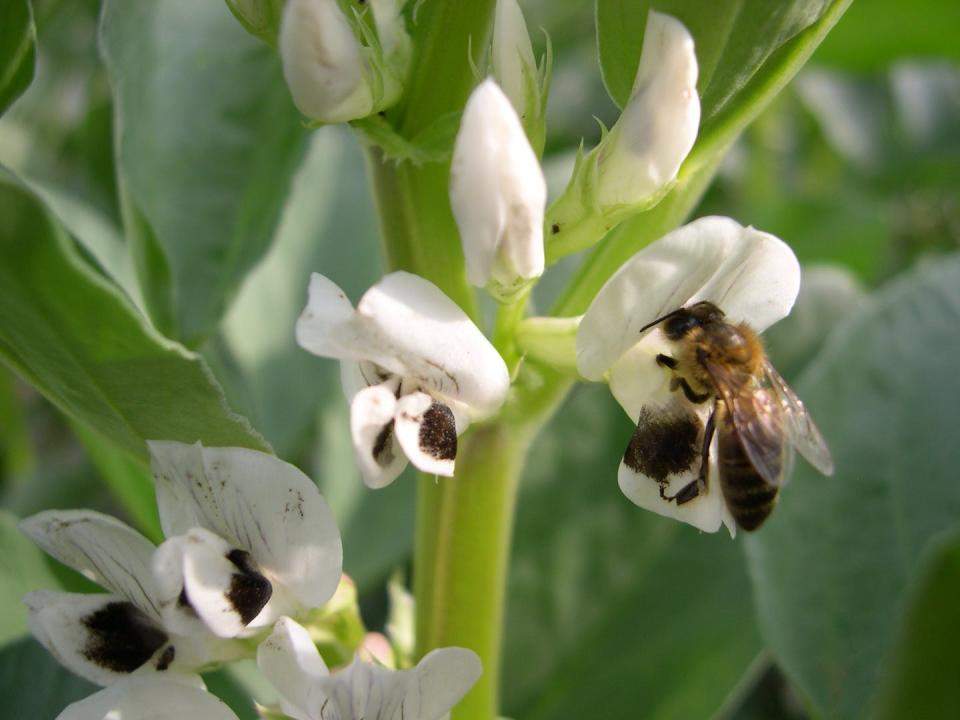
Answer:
[{"left": 22, "top": 441, "right": 480, "bottom": 719}]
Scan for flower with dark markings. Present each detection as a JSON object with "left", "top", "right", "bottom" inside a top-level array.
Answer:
[
  {"left": 576, "top": 216, "right": 801, "bottom": 534},
  {"left": 296, "top": 271, "right": 510, "bottom": 488},
  {"left": 20, "top": 441, "right": 342, "bottom": 686}
]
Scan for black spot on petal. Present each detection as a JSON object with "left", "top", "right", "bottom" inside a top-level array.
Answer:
[
  {"left": 623, "top": 406, "right": 701, "bottom": 483},
  {"left": 81, "top": 601, "right": 168, "bottom": 674},
  {"left": 226, "top": 549, "right": 273, "bottom": 626},
  {"left": 156, "top": 645, "right": 175, "bottom": 671},
  {"left": 372, "top": 420, "right": 396, "bottom": 467},
  {"left": 419, "top": 402, "right": 457, "bottom": 461}
]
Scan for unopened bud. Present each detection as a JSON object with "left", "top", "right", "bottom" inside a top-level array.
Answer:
[
  {"left": 594, "top": 10, "right": 699, "bottom": 207},
  {"left": 491, "top": 0, "right": 546, "bottom": 153},
  {"left": 279, "top": 0, "right": 408, "bottom": 124},
  {"left": 450, "top": 79, "right": 546, "bottom": 302}
]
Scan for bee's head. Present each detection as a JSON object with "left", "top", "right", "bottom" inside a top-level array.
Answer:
[{"left": 657, "top": 301, "right": 725, "bottom": 341}]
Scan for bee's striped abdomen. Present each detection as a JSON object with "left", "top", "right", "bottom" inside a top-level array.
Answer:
[{"left": 718, "top": 429, "right": 781, "bottom": 531}]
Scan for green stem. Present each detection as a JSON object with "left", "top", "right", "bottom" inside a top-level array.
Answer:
[{"left": 414, "top": 424, "right": 530, "bottom": 720}]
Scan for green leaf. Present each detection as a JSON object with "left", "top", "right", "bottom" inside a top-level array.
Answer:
[
  {"left": 597, "top": 1, "right": 830, "bottom": 117},
  {"left": 0, "top": 0, "right": 35, "bottom": 117},
  {"left": 874, "top": 530, "right": 960, "bottom": 720},
  {"left": 100, "top": 0, "right": 310, "bottom": 344},
  {"left": 504, "top": 383, "right": 761, "bottom": 720},
  {"left": 0, "top": 168, "right": 270, "bottom": 462},
  {"left": 813, "top": 0, "right": 960, "bottom": 70},
  {"left": 0, "top": 636, "right": 96, "bottom": 717},
  {"left": 0, "top": 509, "right": 61, "bottom": 646},
  {"left": 744, "top": 254, "right": 960, "bottom": 719}
]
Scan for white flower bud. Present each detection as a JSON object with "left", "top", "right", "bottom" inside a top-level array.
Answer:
[
  {"left": 450, "top": 79, "right": 546, "bottom": 302},
  {"left": 279, "top": 0, "right": 406, "bottom": 124},
  {"left": 492, "top": 0, "right": 543, "bottom": 150},
  {"left": 594, "top": 11, "right": 700, "bottom": 207}
]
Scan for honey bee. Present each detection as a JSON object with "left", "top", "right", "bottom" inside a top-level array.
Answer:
[{"left": 625, "top": 301, "right": 834, "bottom": 531}]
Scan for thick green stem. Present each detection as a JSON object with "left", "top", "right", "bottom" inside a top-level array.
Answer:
[{"left": 414, "top": 424, "right": 530, "bottom": 720}]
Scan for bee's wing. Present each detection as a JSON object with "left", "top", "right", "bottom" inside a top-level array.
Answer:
[
  {"left": 703, "top": 360, "right": 789, "bottom": 488},
  {"left": 761, "top": 359, "right": 834, "bottom": 476}
]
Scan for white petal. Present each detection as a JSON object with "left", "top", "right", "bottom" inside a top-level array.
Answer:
[
  {"left": 154, "top": 528, "right": 273, "bottom": 638},
  {"left": 595, "top": 11, "right": 699, "bottom": 206},
  {"left": 349, "top": 381, "right": 408, "bottom": 488},
  {"left": 393, "top": 392, "right": 457, "bottom": 477},
  {"left": 355, "top": 272, "right": 510, "bottom": 417},
  {"left": 257, "top": 617, "right": 331, "bottom": 720},
  {"left": 149, "top": 441, "right": 342, "bottom": 612},
  {"left": 296, "top": 273, "right": 366, "bottom": 361},
  {"left": 279, "top": 0, "right": 373, "bottom": 123},
  {"left": 24, "top": 591, "right": 171, "bottom": 686},
  {"left": 607, "top": 331, "right": 672, "bottom": 421},
  {"left": 409, "top": 647, "right": 483, "bottom": 720},
  {"left": 577, "top": 216, "right": 801, "bottom": 380},
  {"left": 56, "top": 673, "right": 239, "bottom": 720},
  {"left": 450, "top": 79, "right": 546, "bottom": 295},
  {"left": 619, "top": 447, "right": 736, "bottom": 536},
  {"left": 492, "top": 0, "right": 538, "bottom": 118},
  {"left": 19, "top": 510, "right": 161, "bottom": 621}
]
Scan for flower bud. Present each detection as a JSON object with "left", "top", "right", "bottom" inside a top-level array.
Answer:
[
  {"left": 594, "top": 10, "right": 700, "bottom": 207},
  {"left": 492, "top": 0, "right": 546, "bottom": 153},
  {"left": 279, "top": 0, "right": 407, "bottom": 124},
  {"left": 450, "top": 79, "right": 547, "bottom": 302},
  {"left": 224, "top": 0, "right": 285, "bottom": 46}
]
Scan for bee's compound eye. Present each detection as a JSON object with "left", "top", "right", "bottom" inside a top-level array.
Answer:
[{"left": 664, "top": 313, "right": 699, "bottom": 340}]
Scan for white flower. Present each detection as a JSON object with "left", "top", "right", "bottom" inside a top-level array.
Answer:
[
  {"left": 450, "top": 79, "right": 546, "bottom": 301},
  {"left": 20, "top": 442, "right": 342, "bottom": 685},
  {"left": 296, "top": 271, "right": 510, "bottom": 487},
  {"left": 594, "top": 10, "right": 700, "bottom": 207},
  {"left": 279, "top": 0, "right": 405, "bottom": 123},
  {"left": 576, "top": 216, "right": 801, "bottom": 534},
  {"left": 258, "top": 617, "right": 482, "bottom": 720},
  {"left": 56, "top": 673, "right": 239, "bottom": 720}
]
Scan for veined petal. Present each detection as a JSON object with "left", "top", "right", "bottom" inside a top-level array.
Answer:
[
  {"left": 56, "top": 673, "right": 239, "bottom": 720},
  {"left": 257, "top": 617, "right": 332, "bottom": 720},
  {"left": 20, "top": 510, "right": 161, "bottom": 621},
  {"left": 279, "top": 0, "right": 373, "bottom": 123},
  {"left": 25, "top": 591, "right": 171, "bottom": 686},
  {"left": 354, "top": 272, "right": 510, "bottom": 417},
  {"left": 393, "top": 392, "right": 457, "bottom": 477},
  {"left": 297, "top": 273, "right": 367, "bottom": 362},
  {"left": 350, "top": 381, "right": 408, "bottom": 489},
  {"left": 595, "top": 11, "right": 699, "bottom": 207},
  {"left": 577, "top": 216, "right": 801, "bottom": 379},
  {"left": 450, "top": 79, "right": 546, "bottom": 296},
  {"left": 154, "top": 528, "right": 272, "bottom": 639},
  {"left": 149, "top": 441, "right": 342, "bottom": 612}
]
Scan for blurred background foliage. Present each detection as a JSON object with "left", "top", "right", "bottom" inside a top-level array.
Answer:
[{"left": 0, "top": 0, "right": 958, "bottom": 718}]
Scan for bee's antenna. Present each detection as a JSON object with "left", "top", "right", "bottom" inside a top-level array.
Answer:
[{"left": 639, "top": 308, "right": 682, "bottom": 334}]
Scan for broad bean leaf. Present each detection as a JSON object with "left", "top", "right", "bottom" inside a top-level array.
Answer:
[
  {"left": 0, "top": 0, "right": 35, "bottom": 117},
  {"left": 504, "top": 383, "right": 761, "bottom": 720},
  {"left": 744, "top": 254, "right": 960, "bottom": 719},
  {"left": 873, "top": 530, "right": 960, "bottom": 720},
  {"left": 0, "top": 509, "right": 61, "bottom": 646},
  {"left": 814, "top": 0, "right": 960, "bottom": 70},
  {"left": 100, "top": 0, "right": 309, "bottom": 344},
  {"left": 0, "top": 169, "right": 269, "bottom": 462},
  {"left": 0, "top": 637, "right": 96, "bottom": 717}
]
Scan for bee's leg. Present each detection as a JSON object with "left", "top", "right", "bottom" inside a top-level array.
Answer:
[
  {"left": 655, "top": 353, "right": 678, "bottom": 369},
  {"left": 670, "top": 377, "right": 711, "bottom": 404},
  {"left": 667, "top": 407, "right": 716, "bottom": 506}
]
